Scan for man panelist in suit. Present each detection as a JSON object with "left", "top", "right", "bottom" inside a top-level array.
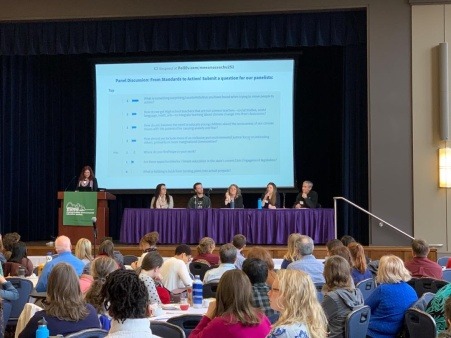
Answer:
[{"left": 294, "top": 180, "right": 318, "bottom": 208}]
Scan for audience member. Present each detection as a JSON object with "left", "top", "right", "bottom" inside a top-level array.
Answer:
[
  {"left": 232, "top": 234, "right": 246, "bottom": 269},
  {"left": 293, "top": 180, "right": 319, "bottom": 208},
  {"left": 438, "top": 297, "right": 451, "bottom": 338},
  {"left": 74, "top": 238, "right": 93, "bottom": 265},
  {"left": 261, "top": 182, "right": 280, "bottom": 209},
  {"left": 18, "top": 263, "right": 100, "bottom": 337},
  {"left": 405, "top": 239, "right": 443, "bottom": 279},
  {"left": 193, "top": 237, "right": 219, "bottom": 266},
  {"left": 267, "top": 269, "right": 327, "bottom": 338},
  {"left": 101, "top": 269, "right": 155, "bottom": 337},
  {"left": 0, "top": 275, "right": 19, "bottom": 300},
  {"left": 329, "top": 246, "right": 353, "bottom": 269},
  {"left": 160, "top": 244, "right": 193, "bottom": 291},
  {"left": 326, "top": 239, "right": 344, "bottom": 258},
  {"left": 247, "top": 246, "right": 277, "bottom": 287},
  {"left": 150, "top": 183, "right": 174, "bottom": 209},
  {"left": 242, "top": 258, "right": 278, "bottom": 319},
  {"left": 287, "top": 235, "right": 325, "bottom": 284},
  {"left": 2, "top": 232, "right": 20, "bottom": 260},
  {"left": 132, "top": 231, "right": 159, "bottom": 269},
  {"left": 366, "top": 255, "right": 417, "bottom": 338},
  {"left": 36, "top": 235, "right": 85, "bottom": 292},
  {"left": 426, "top": 282, "right": 451, "bottom": 333},
  {"left": 322, "top": 255, "right": 364, "bottom": 338},
  {"left": 100, "top": 237, "right": 124, "bottom": 267},
  {"left": 5, "top": 241, "right": 33, "bottom": 276},
  {"left": 190, "top": 269, "right": 271, "bottom": 337},
  {"left": 138, "top": 251, "right": 164, "bottom": 305},
  {"left": 340, "top": 235, "right": 356, "bottom": 247},
  {"left": 188, "top": 182, "right": 211, "bottom": 209},
  {"left": 203, "top": 244, "right": 237, "bottom": 284},
  {"left": 281, "top": 233, "right": 302, "bottom": 269},
  {"left": 348, "top": 242, "right": 372, "bottom": 284}
]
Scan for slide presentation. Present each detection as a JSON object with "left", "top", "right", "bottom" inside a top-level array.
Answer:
[{"left": 95, "top": 59, "right": 295, "bottom": 190}]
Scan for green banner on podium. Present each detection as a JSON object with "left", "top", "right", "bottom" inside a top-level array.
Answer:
[{"left": 62, "top": 192, "right": 97, "bottom": 226}]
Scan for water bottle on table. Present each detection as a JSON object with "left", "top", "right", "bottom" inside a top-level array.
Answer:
[{"left": 193, "top": 275, "right": 203, "bottom": 308}]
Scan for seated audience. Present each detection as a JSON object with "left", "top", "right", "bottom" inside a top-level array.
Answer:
[
  {"left": 150, "top": 183, "right": 174, "bottom": 209},
  {"left": 247, "top": 246, "right": 277, "bottom": 287},
  {"left": 261, "top": 182, "right": 280, "bottom": 209},
  {"left": 101, "top": 269, "right": 155, "bottom": 337},
  {"left": 132, "top": 231, "right": 159, "bottom": 269},
  {"left": 84, "top": 256, "right": 118, "bottom": 330},
  {"left": 138, "top": 251, "right": 163, "bottom": 305},
  {"left": 326, "top": 239, "right": 344, "bottom": 258},
  {"left": 36, "top": 235, "right": 85, "bottom": 292},
  {"left": 426, "top": 282, "right": 451, "bottom": 333},
  {"left": 160, "top": 244, "right": 193, "bottom": 291},
  {"left": 340, "top": 235, "right": 356, "bottom": 247},
  {"left": 242, "top": 258, "right": 278, "bottom": 319},
  {"left": 84, "top": 240, "right": 123, "bottom": 274},
  {"left": 203, "top": 244, "right": 237, "bottom": 284},
  {"left": 193, "top": 237, "right": 219, "bottom": 266},
  {"left": 267, "top": 269, "right": 327, "bottom": 338},
  {"left": 348, "top": 242, "right": 373, "bottom": 284},
  {"left": 287, "top": 235, "right": 325, "bottom": 284},
  {"left": 322, "top": 255, "right": 364, "bottom": 338},
  {"left": 438, "top": 297, "right": 451, "bottom": 338},
  {"left": 366, "top": 255, "right": 417, "bottom": 338},
  {"left": 281, "top": 233, "right": 302, "bottom": 269},
  {"left": 293, "top": 180, "right": 319, "bottom": 208},
  {"left": 5, "top": 241, "right": 33, "bottom": 276},
  {"left": 100, "top": 237, "right": 124, "bottom": 267},
  {"left": 74, "top": 238, "right": 93, "bottom": 265},
  {"left": 223, "top": 184, "right": 244, "bottom": 208},
  {"left": 329, "top": 246, "right": 353, "bottom": 268},
  {"left": 0, "top": 275, "right": 19, "bottom": 300},
  {"left": 232, "top": 234, "right": 246, "bottom": 269},
  {"left": 2, "top": 232, "right": 20, "bottom": 261},
  {"left": 190, "top": 269, "right": 271, "bottom": 337},
  {"left": 405, "top": 239, "right": 442, "bottom": 279},
  {"left": 18, "top": 263, "right": 100, "bottom": 337}
]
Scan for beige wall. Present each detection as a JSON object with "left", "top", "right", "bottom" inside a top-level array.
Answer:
[{"left": 0, "top": 0, "right": 416, "bottom": 245}]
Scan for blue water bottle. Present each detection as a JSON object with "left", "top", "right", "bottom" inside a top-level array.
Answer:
[
  {"left": 36, "top": 317, "right": 49, "bottom": 338},
  {"left": 257, "top": 198, "right": 262, "bottom": 209},
  {"left": 230, "top": 198, "right": 235, "bottom": 209},
  {"left": 193, "top": 275, "right": 203, "bottom": 308}
]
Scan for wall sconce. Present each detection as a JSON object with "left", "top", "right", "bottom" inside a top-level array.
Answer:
[{"left": 439, "top": 147, "right": 451, "bottom": 187}]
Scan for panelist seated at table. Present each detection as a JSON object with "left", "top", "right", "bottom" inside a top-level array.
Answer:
[
  {"left": 294, "top": 180, "right": 318, "bottom": 208},
  {"left": 76, "top": 165, "right": 98, "bottom": 192},
  {"left": 223, "top": 184, "right": 244, "bottom": 208},
  {"left": 150, "top": 183, "right": 174, "bottom": 209},
  {"left": 261, "top": 182, "right": 281, "bottom": 209},
  {"left": 188, "top": 182, "right": 211, "bottom": 209}
]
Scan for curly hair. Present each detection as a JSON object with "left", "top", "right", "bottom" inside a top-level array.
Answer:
[
  {"left": 101, "top": 269, "right": 149, "bottom": 323},
  {"left": 85, "top": 256, "right": 118, "bottom": 313},
  {"left": 139, "top": 232, "right": 159, "bottom": 250}
]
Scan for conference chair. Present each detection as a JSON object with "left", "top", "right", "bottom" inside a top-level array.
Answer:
[
  {"left": 64, "top": 328, "right": 108, "bottom": 338},
  {"left": 442, "top": 269, "right": 451, "bottom": 282},
  {"left": 167, "top": 314, "right": 202, "bottom": 336},
  {"left": 411, "top": 292, "right": 435, "bottom": 311},
  {"left": 123, "top": 255, "right": 138, "bottom": 266},
  {"left": 6, "top": 278, "right": 33, "bottom": 326},
  {"left": 356, "top": 278, "right": 377, "bottom": 301},
  {"left": 1, "top": 301, "right": 12, "bottom": 338},
  {"left": 314, "top": 282, "right": 324, "bottom": 302},
  {"left": 150, "top": 321, "right": 186, "bottom": 338},
  {"left": 404, "top": 308, "right": 436, "bottom": 338},
  {"left": 189, "top": 261, "right": 212, "bottom": 281},
  {"left": 202, "top": 283, "right": 219, "bottom": 298},
  {"left": 407, "top": 277, "right": 442, "bottom": 297},
  {"left": 344, "top": 305, "right": 371, "bottom": 338},
  {"left": 438, "top": 256, "right": 450, "bottom": 267}
]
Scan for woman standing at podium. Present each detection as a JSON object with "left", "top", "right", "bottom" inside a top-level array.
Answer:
[
  {"left": 77, "top": 165, "right": 98, "bottom": 192},
  {"left": 150, "top": 183, "right": 174, "bottom": 208}
]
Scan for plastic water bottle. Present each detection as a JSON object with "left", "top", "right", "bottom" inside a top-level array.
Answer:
[
  {"left": 36, "top": 317, "right": 49, "bottom": 338},
  {"left": 193, "top": 275, "right": 203, "bottom": 308},
  {"left": 230, "top": 198, "right": 235, "bottom": 209},
  {"left": 257, "top": 198, "right": 262, "bottom": 209}
]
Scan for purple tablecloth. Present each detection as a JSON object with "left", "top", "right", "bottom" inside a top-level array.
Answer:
[{"left": 120, "top": 208, "right": 335, "bottom": 245}]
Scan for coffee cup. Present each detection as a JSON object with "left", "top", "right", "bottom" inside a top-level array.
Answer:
[{"left": 180, "top": 303, "right": 189, "bottom": 311}]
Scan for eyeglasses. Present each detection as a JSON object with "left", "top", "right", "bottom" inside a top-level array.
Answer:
[{"left": 271, "top": 287, "right": 280, "bottom": 292}]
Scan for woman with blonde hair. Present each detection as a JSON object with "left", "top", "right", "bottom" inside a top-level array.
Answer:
[
  {"left": 190, "top": 269, "right": 271, "bottom": 337},
  {"left": 268, "top": 269, "right": 327, "bottom": 338},
  {"left": 193, "top": 237, "right": 219, "bottom": 266},
  {"left": 18, "top": 263, "right": 100, "bottom": 337},
  {"left": 75, "top": 238, "right": 93, "bottom": 265},
  {"left": 247, "top": 246, "right": 277, "bottom": 287},
  {"left": 281, "top": 233, "right": 302, "bottom": 269},
  {"left": 348, "top": 242, "right": 372, "bottom": 284},
  {"left": 365, "top": 255, "right": 417, "bottom": 338}
]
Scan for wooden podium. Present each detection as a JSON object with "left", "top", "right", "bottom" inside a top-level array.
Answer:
[{"left": 57, "top": 191, "right": 116, "bottom": 244}]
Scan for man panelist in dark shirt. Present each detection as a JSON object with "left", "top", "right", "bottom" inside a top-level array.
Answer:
[
  {"left": 188, "top": 182, "right": 211, "bottom": 209},
  {"left": 294, "top": 180, "right": 318, "bottom": 208}
]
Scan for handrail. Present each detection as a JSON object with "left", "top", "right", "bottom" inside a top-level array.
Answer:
[{"left": 333, "top": 196, "right": 415, "bottom": 241}]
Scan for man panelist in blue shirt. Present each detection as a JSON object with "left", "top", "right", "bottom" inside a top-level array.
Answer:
[{"left": 36, "top": 235, "right": 85, "bottom": 292}]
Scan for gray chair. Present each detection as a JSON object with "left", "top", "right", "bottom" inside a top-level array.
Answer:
[
  {"left": 356, "top": 278, "right": 377, "bottom": 301},
  {"left": 202, "top": 283, "right": 219, "bottom": 298},
  {"left": 345, "top": 305, "right": 371, "bottom": 338},
  {"left": 167, "top": 314, "right": 202, "bottom": 336},
  {"left": 189, "top": 262, "right": 213, "bottom": 281},
  {"left": 404, "top": 308, "right": 436, "bottom": 338},
  {"left": 438, "top": 256, "right": 450, "bottom": 267},
  {"left": 411, "top": 292, "right": 435, "bottom": 311},
  {"left": 6, "top": 278, "right": 33, "bottom": 325},
  {"left": 442, "top": 269, "right": 451, "bottom": 282},
  {"left": 150, "top": 321, "right": 186, "bottom": 338},
  {"left": 64, "top": 329, "right": 108, "bottom": 338}
]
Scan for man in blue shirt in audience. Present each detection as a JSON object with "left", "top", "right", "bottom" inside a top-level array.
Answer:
[{"left": 287, "top": 235, "right": 325, "bottom": 284}]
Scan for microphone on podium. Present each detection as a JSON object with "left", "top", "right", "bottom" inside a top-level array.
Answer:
[{"left": 91, "top": 216, "right": 97, "bottom": 230}]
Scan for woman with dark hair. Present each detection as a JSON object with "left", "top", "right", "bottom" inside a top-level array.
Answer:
[
  {"left": 18, "top": 263, "right": 100, "bottom": 338},
  {"left": 262, "top": 182, "right": 280, "bottom": 209},
  {"left": 322, "top": 255, "right": 364, "bottom": 338},
  {"left": 190, "top": 269, "right": 271, "bottom": 337},
  {"left": 138, "top": 252, "right": 164, "bottom": 305},
  {"left": 224, "top": 184, "right": 244, "bottom": 208},
  {"left": 150, "top": 183, "right": 173, "bottom": 209},
  {"left": 77, "top": 165, "right": 98, "bottom": 191},
  {"left": 6, "top": 241, "right": 33, "bottom": 276},
  {"left": 247, "top": 246, "right": 277, "bottom": 287}
]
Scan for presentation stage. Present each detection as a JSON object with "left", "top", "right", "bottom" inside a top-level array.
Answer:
[{"left": 95, "top": 59, "right": 295, "bottom": 190}]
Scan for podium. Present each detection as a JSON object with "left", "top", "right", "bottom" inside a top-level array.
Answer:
[{"left": 57, "top": 191, "right": 116, "bottom": 244}]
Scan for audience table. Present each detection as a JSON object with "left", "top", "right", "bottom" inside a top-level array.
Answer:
[{"left": 120, "top": 208, "right": 334, "bottom": 245}]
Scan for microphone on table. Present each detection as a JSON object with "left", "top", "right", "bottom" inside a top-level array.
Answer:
[
  {"left": 207, "top": 188, "right": 212, "bottom": 197},
  {"left": 64, "top": 176, "right": 77, "bottom": 191}
]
